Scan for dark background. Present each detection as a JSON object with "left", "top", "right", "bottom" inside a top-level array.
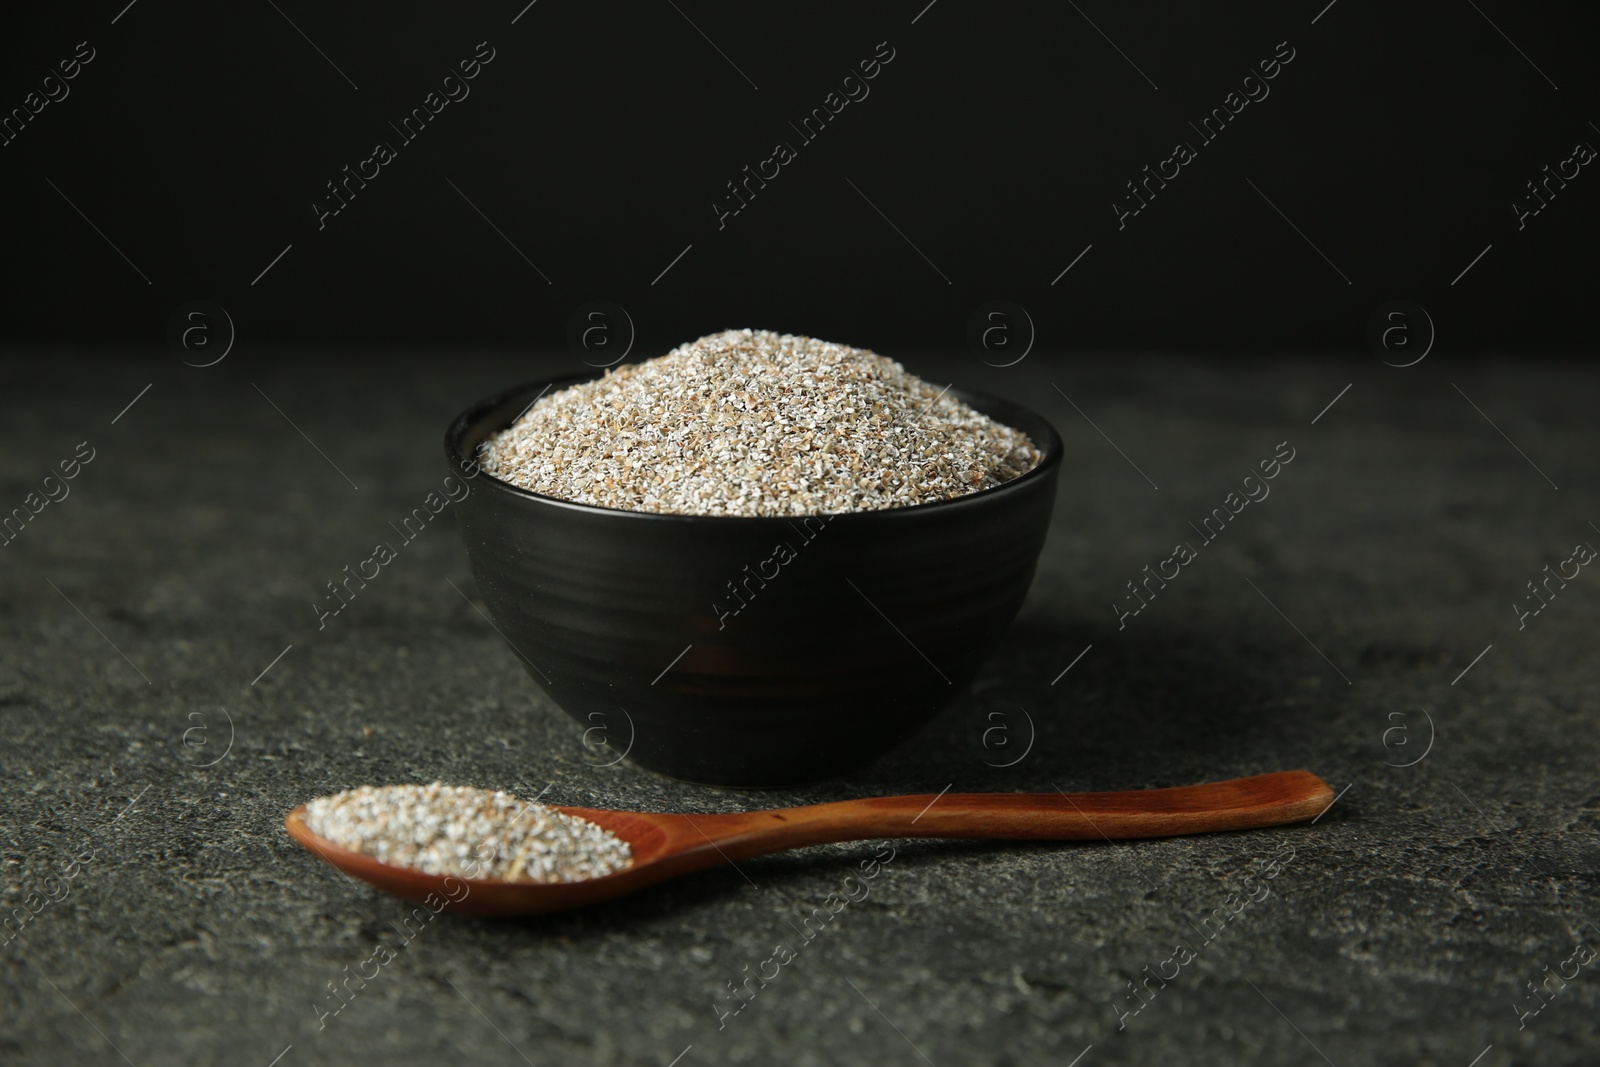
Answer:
[{"left": 1, "top": 0, "right": 1595, "bottom": 355}]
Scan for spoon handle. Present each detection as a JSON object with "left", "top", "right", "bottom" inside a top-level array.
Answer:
[{"left": 684, "top": 771, "right": 1333, "bottom": 862}]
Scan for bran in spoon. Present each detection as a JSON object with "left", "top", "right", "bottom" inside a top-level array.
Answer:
[{"left": 303, "top": 782, "right": 632, "bottom": 883}]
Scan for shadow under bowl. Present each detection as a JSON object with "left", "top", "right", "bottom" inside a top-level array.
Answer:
[{"left": 444, "top": 372, "right": 1062, "bottom": 786}]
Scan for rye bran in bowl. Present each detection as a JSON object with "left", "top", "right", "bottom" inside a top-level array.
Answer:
[
  {"left": 477, "top": 330, "right": 1042, "bottom": 517},
  {"left": 446, "top": 330, "right": 1062, "bottom": 785}
]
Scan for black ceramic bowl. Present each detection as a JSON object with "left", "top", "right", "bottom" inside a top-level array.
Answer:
[{"left": 444, "top": 372, "right": 1062, "bottom": 786}]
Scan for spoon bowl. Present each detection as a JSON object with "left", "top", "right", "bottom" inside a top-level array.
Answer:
[{"left": 285, "top": 770, "right": 1334, "bottom": 916}]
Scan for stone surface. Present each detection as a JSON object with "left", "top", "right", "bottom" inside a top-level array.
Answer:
[{"left": 1, "top": 349, "right": 1596, "bottom": 1067}]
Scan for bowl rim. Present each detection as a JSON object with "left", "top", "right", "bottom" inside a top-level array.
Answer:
[{"left": 444, "top": 369, "right": 1064, "bottom": 523}]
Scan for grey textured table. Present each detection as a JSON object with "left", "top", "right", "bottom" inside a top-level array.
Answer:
[{"left": 2, "top": 350, "right": 1596, "bottom": 1067}]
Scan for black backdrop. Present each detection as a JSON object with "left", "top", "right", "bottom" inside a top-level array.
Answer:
[{"left": 1, "top": 1, "right": 1595, "bottom": 355}]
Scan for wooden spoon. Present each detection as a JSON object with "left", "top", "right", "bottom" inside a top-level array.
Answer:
[{"left": 284, "top": 770, "right": 1332, "bottom": 916}]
